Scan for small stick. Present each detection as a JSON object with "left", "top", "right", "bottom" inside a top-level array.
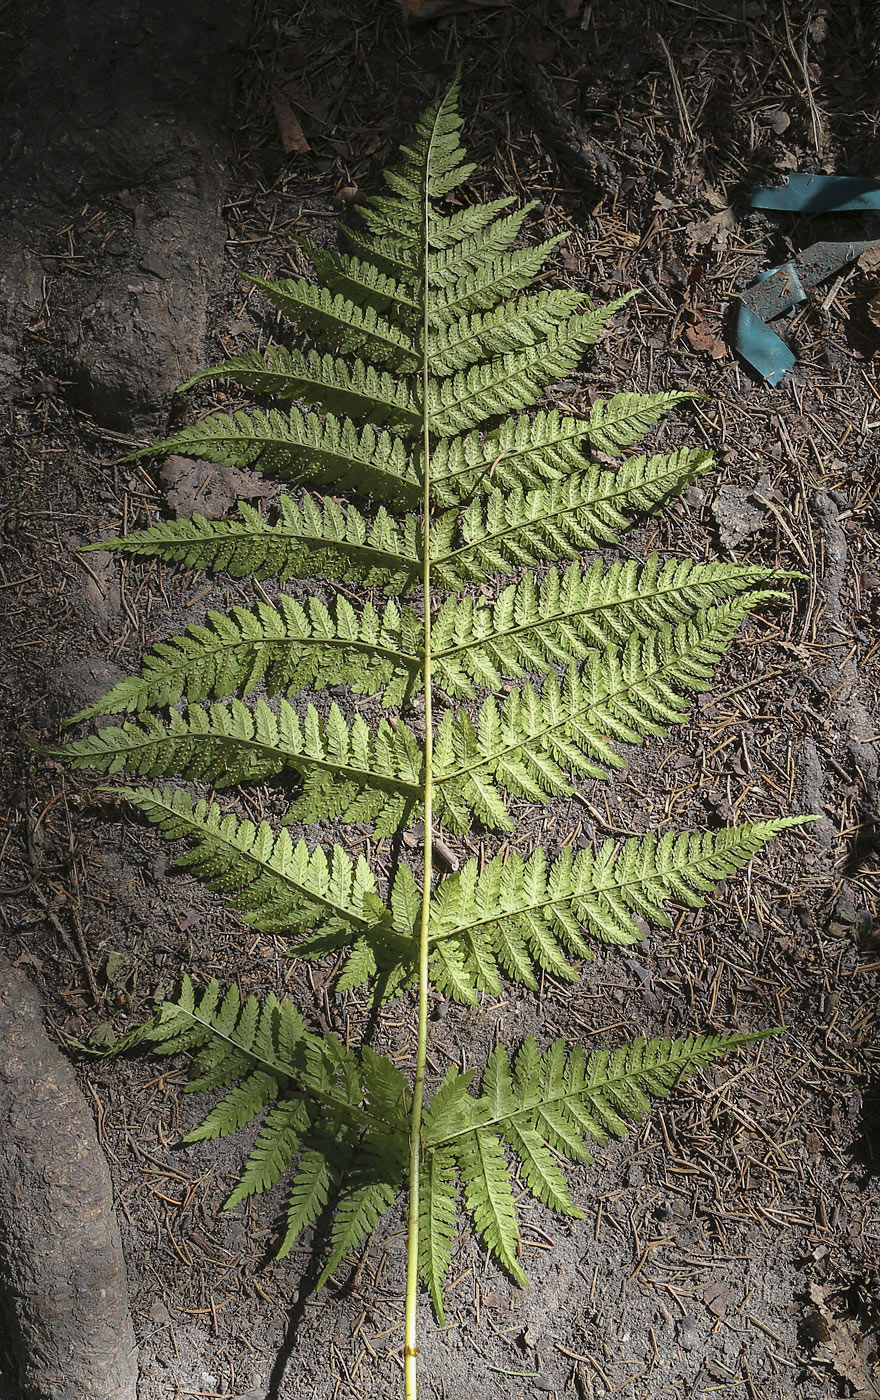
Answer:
[
  {"left": 656, "top": 34, "right": 695, "bottom": 144},
  {"left": 432, "top": 832, "right": 459, "bottom": 871}
]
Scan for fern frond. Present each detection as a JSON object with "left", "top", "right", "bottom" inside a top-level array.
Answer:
[
  {"left": 359, "top": 196, "right": 513, "bottom": 254},
  {"left": 433, "top": 599, "right": 762, "bottom": 833},
  {"left": 66, "top": 596, "right": 420, "bottom": 722},
  {"left": 337, "top": 223, "right": 420, "bottom": 281},
  {"left": 179, "top": 346, "right": 421, "bottom": 432},
  {"left": 115, "top": 787, "right": 390, "bottom": 938},
  {"left": 453, "top": 1119, "right": 527, "bottom": 1286},
  {"left": 431, "top": 559, "right": 787, "bottom": 697},
  {"left": 224, "top": 1097, "right": 311, "bottom": 1207},
  {"left": 131, "top": 407, "right": 420, "bottom": 503},
  {"left": 433, "top": 450, "right": 714, "bottom": 582},
  {"left": 428, "top": 411, "right": 579, "bottom": 499},
  {"left": 316, "top": 1129, "right": 409, "bottom": 1286},
  {"left": 389, "top": 74, "right": 474, "bottom": 202},
  {"left": 86, "top": 496, "right": 420, "bottom": 593},
  {"left": 55, "top": 80, "right": 807, "bottom": 1360},
  {"left": 278, "top": 1138, "right": 349, "bottom": 1257},
  {"left": 426, "top": 819, "right": 812, "bottom": 1000},
  {"left": 343, "top": 195, "right": 530, "bottom": 288}
]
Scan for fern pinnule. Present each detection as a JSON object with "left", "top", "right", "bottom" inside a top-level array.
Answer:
[{"left": 584, "top": 389, "right": 704, "bottom": 454}]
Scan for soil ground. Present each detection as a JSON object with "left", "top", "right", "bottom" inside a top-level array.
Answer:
[{"left": 1, "top": 2, "right": 879, "bottom": 1398}]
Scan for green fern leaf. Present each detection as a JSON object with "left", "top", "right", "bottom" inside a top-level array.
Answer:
[
  {"left": 428, "top": 203, "right": 537, "bottom": 285},
  {"left": 131, "top": 408, "right": 420, "bottom": 503},
  {"left": 55, "top": 700, "right": 423, "bottom": 837},
  {"left": 360, "top": 195, "right": 512, "bottom": 254},
  {"left": 300, "top": 243, "right": 422, "bottom": 322},
  {"left": 66, "top": 595, "right": 419, "bottom": 722},
  {"left": 179, "top": 345, "right": 421, "bottom": 432},
  {"left": 316, "top": 1130, "right": 408, "bottom": 1287},
  {"left": 503, "top": 1119, "right": 584, "bottom": 1217},
  {"left": 245, "top": 274, "right": 419, "bottom": 371},
  {"left": 427, "top": 297, "right": 634, "bottom": 438},
  {"left": 418, "top": 1146, "right": 459, "bottom": 1324},
  {"left": 421, "top": 1067, "right": 478, "bottom": 1144},
  {"left": 430, "top": 238, "right": 567, "bottom": 326},
  {"left": 56, "top": 79, "right": 811, "bottom": 1361},
  {"left": 453, "top": 1125, "right": 527, "bottom": 1287},
  {"left": 431, "top": 559, "right": 788, "bottom": 697},
  {"left": 429, "top": 411, "right": 602, "bottom": 505},
  {"left": 224, "top": 1097, "right": 311, "bottom": 1207},
  {"left": 584, "top": 390, "right": 702, "bottom": 454},
  {"left": 86, "top": 495, "right": 420, "bottom": 593},
  {"left": 114, "top": 786, "right": 390, "bottom": 938},
  {"left": 423, "top": 1029, "right": 776, "bottom": 1286},
  {"left": 433, "top": 450, "right": 714, "bottom": 582},
  {"left": 433, "top": 599, "right": 765, "bottom": 833},
  {"left": 277, "top": 1136, "right": 351, "bottom": 1259},
  {"left": 424, "top": 818, "right": 812, "bottom": 1000},
  {"left": 427, "top": 289, "right": 585, "bottom": 375}
]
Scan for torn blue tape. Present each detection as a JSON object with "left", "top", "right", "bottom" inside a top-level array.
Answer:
[
  {"left": 752, "top": 173, "right": 880, "bottom": 213},
  {"left": 735, "top": 172, "right": 880, "bottom": 385},
  {"left": 736, "top": 303, "right": 796, "bottom": 387}
]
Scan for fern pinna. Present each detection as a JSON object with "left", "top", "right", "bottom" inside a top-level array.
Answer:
[{"left": 54, "top": 78, "right": 812, "bottom": 1398}]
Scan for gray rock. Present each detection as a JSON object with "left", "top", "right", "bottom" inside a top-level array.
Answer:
[{"left": 0, "top": 957, "right": 139, "bottom": 1399}]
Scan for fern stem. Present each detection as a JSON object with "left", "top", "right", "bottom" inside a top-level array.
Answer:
[{"left": 403, "top": 117, "right": 439, "bottom": 1400}]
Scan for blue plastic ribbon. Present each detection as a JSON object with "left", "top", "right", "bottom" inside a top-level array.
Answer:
[
  {"left": 735, "top": 173, "right": 880, "bottom": 386},
  {"left": 752, "top": 173, "right": 880, "bottom": 214}
]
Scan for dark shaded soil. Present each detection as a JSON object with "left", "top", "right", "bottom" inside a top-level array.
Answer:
[{"left": 1, "top": 2, "right": 879, "bottom": 1398}]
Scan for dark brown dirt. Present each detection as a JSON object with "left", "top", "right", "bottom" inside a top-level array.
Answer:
[{"left": 1, "top": 2, "right": 879, "bottom": 1399}]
